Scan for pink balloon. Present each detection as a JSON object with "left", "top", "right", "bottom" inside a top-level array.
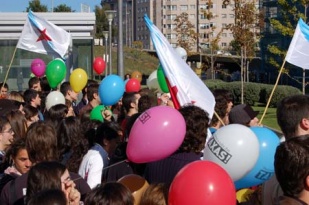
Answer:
[
  {"left": 31, "top": 58, "right": 46, "bottom": 77},
  {"left": 127, "top": 106, "right": 186, "bottom": 163}
]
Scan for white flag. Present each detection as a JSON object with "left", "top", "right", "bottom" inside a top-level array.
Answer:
[
  {"left": 17, "top": 11, "right": 71, "bottom": 58},
  {"left": 144, "top": 15, "right": 215, "bottom": 118},
  {"left": 285, "top": 18, "right": 309, "bottom": 69}
]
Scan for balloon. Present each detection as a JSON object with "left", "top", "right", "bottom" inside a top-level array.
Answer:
[
  {"left": 69, "top": 68, "right": 88, "bottom": 92},
  {"left": 90, "top": 105, "right": 105, "bottom": 122},
  {"left": 93, "top": 57, "right": 106, "bottom": 75},
  {"left": 46, "top": 59, "right": 67, "bottom": 88},
  {"left": 146, "top": 70, "right": 162, "bottom": 92},
  {"left": 118, "top": 174, "right": 149, "bottom": 205},
  {"left": 169, "top": 161, "right": 236, "bottom": 205},
  {"left": 203, "top": 124, "right": 260, "bottom": 181},
  {"left": 235, "top": 127, "right": 280, "bottom": 189},
  {"left": 175, "top": 47, "right": 187, "bottom": 61},
  {"left": 31, "top": 58, "right": 46, "bottom": 77},
  {"left": 236, "top": 189, "right": 254, "bottom": 203},
  {"left": 125, "top": 78, "right": 141, "bottom": 92},
  {"left": 99, "top": 75, "right": 125, "bottom": 106},
  {"left": 157, "top": 65, "right": 169, "bottom": 93},
  {"left": 127, "top": 106, "right": 186, "bottom": 163},
  {"left": 131, "top": 71, "right": 142, "bottom": 83},
  {"left": 45, "top": 91, "right": 65, "bottom": 111}
]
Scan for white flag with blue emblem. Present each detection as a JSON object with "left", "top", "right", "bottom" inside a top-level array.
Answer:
[
  {"left": 17, "top": 11, "right": 71, "bottom": 58},
  {"left": 286, "top": 18, "right": 309, "bottom": 69},
  {"left": 144, "top": 15, "right": 215, "bottom": 118}
]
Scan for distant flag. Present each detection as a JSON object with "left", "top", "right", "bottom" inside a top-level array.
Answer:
[
  {"left": 81, "top": 3, "right": 91, "bottom": 13},
  {"left": 285, "top": 18, "right": 309, "bottom": 69},
  {"left": 17, "top": 10, "right": 71, "bottom": 58},
  {"left": 144, "top": 15, "right": 215, "bottom": 118}
]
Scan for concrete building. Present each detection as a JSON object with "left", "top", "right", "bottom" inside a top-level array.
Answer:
[{"left": 0, "top": 12, "right": 95, "bottom": 91}]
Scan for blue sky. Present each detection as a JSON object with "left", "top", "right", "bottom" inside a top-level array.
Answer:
[{"left": 0, "top": 0, "right": 101, "bottom": 12}]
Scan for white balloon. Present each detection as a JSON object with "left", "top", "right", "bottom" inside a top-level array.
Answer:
[
  {"left": 175, "top": 47, "right": 187, "bottom": 61},
  {"left": 146, "top": 70, "right": 162, "bottom": 92},
  {"left": 45, "top": 91, "right": 66, "bottom": 111},
  {"left": 203, "top": 124, "right": 259, "bottom": 181}
]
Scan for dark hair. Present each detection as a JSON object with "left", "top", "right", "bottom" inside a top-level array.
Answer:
[
  {"left": 27, "top": 189, "right": 67, "bottom": 205},
  {"left": 23, "top": 89, "right": 39, "bottom": 105},
  {"left": 275, "top": 136, "right": 309, "bottom": 197},
  {"left": 23, "top": 105, "right": 39, "bottom": 121},
  {"left": 0, "top": 116, "right": 9, "bottom": 131},
  {"left": 82, "top": 119, "right": 102, "bottom": 149},
  {"left": 40, "top": 77, "right": 51, "bottom": 93},
  {"left": 140, "top": 183, "right": 168, "bottom": 205},
  {"left": 26, "top": 122, "right": 58, "bottom": 163},
  {"left": 60, "top": 82, "right": 72, "bottom": 97},
  {"left": 178, "top": 105, "right": 210, "bottom": 153},
  {"left": 6, "top": 110, "right": 27, "bottom": 139},
  {"left": 28, "top": 77, "right": 40, "bottom": 90},
  {"left": 277, "top": 94, "right": 309, "bottom": 139},
  {"left": 82, "top": 79, "right": 98, "bottom": 96},
  {"left": 211, "top": 89, "right": 233, "bottom": 126},
  {"left": 87, "top": 84, "right": 99, "bottom": 102},
  {"left": 46, "top": 104, "right": 68, "bottom": 130},
  {"left": 138, "top": 95, "right": 155, "bottom": 114},
  {"left": 84, "top": 182, "right": 134, "bottom": 205},
  {"left": 0, "top": 83, "right": 8, "bottom": 90},
  {"left": 93, "top": 122, "right": 120, "bottom": 148},
  {"left": 26, "top": 161, "right": 66, "bottom": 204},
  {"left": 122, "top": 92, "right": 139, "bottom": 113}
]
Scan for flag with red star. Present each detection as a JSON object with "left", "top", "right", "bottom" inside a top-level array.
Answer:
[
  {"left": 144, "top": 15, "right": 215, "bottom": 118},
  {"left": 17, "top": 10, "right": 71, "bottom": 58}
]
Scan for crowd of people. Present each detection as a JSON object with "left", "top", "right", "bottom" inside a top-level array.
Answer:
[{"left": 0, "top": 74, "right": 307, "bottom": 205}]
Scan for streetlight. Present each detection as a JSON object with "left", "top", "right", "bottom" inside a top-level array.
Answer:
[
  {"left": 103, "top": 31, "right": 109, "bottom": 76},
  {"left": 105, "top": 10, "right": 116, "bottom": 75}
]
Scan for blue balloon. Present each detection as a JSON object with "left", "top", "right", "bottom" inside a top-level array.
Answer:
[
  {"left": 234, "top": 127, "right": 280, "bottom": 190},
  {"left": 99, "top": 75, "right": 125, "bottom": 106}
]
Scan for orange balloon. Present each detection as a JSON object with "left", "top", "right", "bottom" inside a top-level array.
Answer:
[{"left": 131, "top": 71, "right": 142, "bottom": 83}]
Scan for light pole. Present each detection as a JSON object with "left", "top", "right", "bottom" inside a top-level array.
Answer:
[
  {"left": 103, "top": 31, "right": 109, "bottom": 76},
  {"left": 118, "top": 0, "right": 124, "bottom": 79},
  {"left": 105, "top": 10, "right": 116, "bottom": 75}
]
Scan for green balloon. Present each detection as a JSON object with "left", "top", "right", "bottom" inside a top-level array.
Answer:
[
  {"left": 157, "top": 65, "right": 169, "bottom": 93},
  {"left": 46, "top": 59, "right": 67, "bottom": 88},
  {"left": 90, "top": 105, "right": 105, "bottom": 122}
]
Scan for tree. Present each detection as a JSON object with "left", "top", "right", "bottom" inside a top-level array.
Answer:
[
  {"left": 173, "top": 12, "right": 198, "bottom": 53},
  {"left": 26, "top": 0, "right": 48, "bottom": 12},
  {"left": 53, "top": 4, "right": 74, "bottom": 12}
]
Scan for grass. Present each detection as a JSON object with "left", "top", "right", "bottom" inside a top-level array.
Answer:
[{"left": 253, "top": 105, "right": 281, "bottom": 132}]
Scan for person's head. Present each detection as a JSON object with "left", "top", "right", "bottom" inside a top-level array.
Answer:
[
  {"left": 23, "top": 105, "right": 39, "bottom": 127},
  {"left": 27, "top": 189, "right": 67, "bottom": 205},
  {"left": 26, "top": 122, "right": 58, "bottom": 163},
  {"left": 23, "top": 89, "right": 41, "bottom": 108},
  {"left": 6, "top": 109, "right": 27, "bottom": 139},
  {"left": 94, "top": 122, "right": 121, "bottom": 155},
  {"left": 275, "top": 136, "right": 309, "bottom": 198},
  {"left": 122, "top": 92, "right": 141, "bottom": 115},
  {"left": 229, "top": 104, "right": 259, "bottom": 127},
  {"left": 0, "top": 83, "right": 9, "bottom": 99},
  {"left": 65, "top": 99, "right": 75, "bottom": 117},
  {"left": 82, "top": 79, "right": 98, "bottom": 98},
  {"left": 87, "top": 83, "right": 100, "bottom": 104},
  {"left": 28, "top": 77, "right": 41, "bottom": 92},
  {"left": 47, "top": 104, "right": 68, "bottom": 124},
  {"left": 8, "top": 91, "right": 24, "bottom": 103},
  {"left": 40, "top": 76, "right": 51, "bottom": 93},
  {"left": 277, "top": 94, "right": 309, "bottom": 139},
  {"left": 0, "top": 116, "right": 14, "bottom": 151},
  {"left": 125, "top": 73, "right": 131, "bottom": 80},
  {"left": 26, "top": 161, "right": 67, "bottom": 203},
  {"left": 140, "top": 183, "right": 168, "bottom": 205},
  {"left": 60, "top": 82, "right": 78, "bottom": 102},
  {"left": 5, "top": 138, "right": 32, "bottom": 174},
  {"left": 211, "top": 89, "right": 234, "bottom": 127},
  {"left": 138, "top": 95, "right": 156, "bottom": 114},
  {"left": 178, "top": 105, "right": 210, "bottom": 153},
  {"left": 84, "top": 182, "right": 134, "bottom": 205}
]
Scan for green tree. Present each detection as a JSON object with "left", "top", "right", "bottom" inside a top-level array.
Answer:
[
  {"left": 26, "top": 0, "right": 48, "bottom": 12},
  {"left": 174, "top": 12, "right": 198, "bottom": 53},
  {"left": 53, "top": 4, "right": 74, "bottom": 12}
]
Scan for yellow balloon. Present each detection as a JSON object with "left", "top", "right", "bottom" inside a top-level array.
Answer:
[
  {"left": 131, "top": 71, "right": 142, "bottom": 83},
  {"left": 236, "top": 188, "right": 254, "bottom": 203},
  {"left": 69, "top": 68, "right": 88, "bottom": 93}
]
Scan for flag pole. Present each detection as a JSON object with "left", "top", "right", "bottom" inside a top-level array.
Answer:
[
  {"left": 259, "top": 59, "right": 286, "bottom": 125},
  {"left": 2, "top": 47, "right": 18, "bottom": 87}
]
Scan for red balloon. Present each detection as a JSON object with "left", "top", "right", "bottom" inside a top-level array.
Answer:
[
  {"left": 169, "top": 161, "right": 236, "bottom": 205},
  {"left": 93, "top": 57, "right": 106, "bottom": 75},
  {"left": 125, "top": 78, "right": 141, "bottom": 92}
]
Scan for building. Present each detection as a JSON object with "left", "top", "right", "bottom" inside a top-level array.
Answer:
[{"left": 0, "top": 12, "right": 95, "bottom": 91}]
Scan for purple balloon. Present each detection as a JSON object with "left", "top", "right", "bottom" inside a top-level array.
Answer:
[{"left": 31, "top": 58, "right": 46, "bottom": 77}]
